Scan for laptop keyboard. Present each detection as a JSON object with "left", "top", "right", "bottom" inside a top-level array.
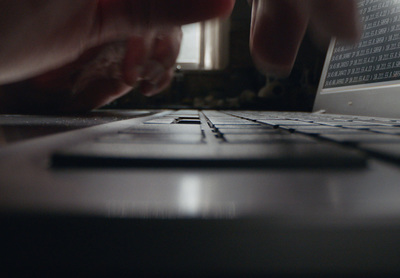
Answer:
[
  {"left": 221, "top": 110, "right": 400, "bottom": 163},
  {"left": 132, "top": 109, "right": 400, "bottom": 164},
  {"left": 223, "top": 110, "right": 400, "bottom": 140},
  {"left": 51, "top": 109, "right": 400, "bottom": 168},
  {"left": 52, "top": 110, "right": 388, "bottom": 168}
]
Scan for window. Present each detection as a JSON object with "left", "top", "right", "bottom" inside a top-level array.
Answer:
[
  {"left": 177, "top": 23, "right": 202, "bottom": 66},
  {"left": 177, "top": 19, "right": 230, "bottom": 70}
]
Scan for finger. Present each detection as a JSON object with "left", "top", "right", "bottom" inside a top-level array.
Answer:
[
  {"left": 95, "top": 0, "right": 235, "bottom": 42},
  {"left": 138, "top": 27, "right": 182, "bottom": 87},
  {"left": 151, "top": 27, "right": 183, "bottom": 69},
  {"left": 122, "top": 34, "right": 155, "bottom": 85},
  {"left": 250, "top": 0, "right": 310, "bottom": 77},
  {"left": 310, "top": 0, "right": 362, "bottom": 43},
  {"left": 122, "top": 27, "right": 182, "bottom": 87},
  {"left": 140, "top": 68, "right": 174, "bottom": 97},
  {"left": 64, "top": 79, "right": 133, "bottom": 113}
]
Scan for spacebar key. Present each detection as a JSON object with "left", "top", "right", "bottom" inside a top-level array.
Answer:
[{"left": 52, "top": 142, "right": 367, "bottom": 168}]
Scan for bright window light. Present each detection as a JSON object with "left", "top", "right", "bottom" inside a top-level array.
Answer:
[
  {"left": 177, "top": 20, "right": 230, "bottom": 70},
  {"left": 177, "top": 23, "right": 202, "bottom": 65}
]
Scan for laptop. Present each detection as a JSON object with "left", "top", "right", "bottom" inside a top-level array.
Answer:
[{"left": 2, "top": 0, "right": 400, "bottom": 276}]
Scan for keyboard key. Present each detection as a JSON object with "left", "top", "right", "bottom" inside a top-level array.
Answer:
[
  {"left": 319, "top": 134, "right": 400, "bottom": 144},
  {"left": 223, "top": 133, "right": 318, "bottom": 144},
  {"left": 257, "top": 120, "right": 315, "bottom": 126},
  {"left": 121, "top": 125, "right": 202, "bottom": 134},
  {"left": 217, "top": 128, "right": 278, "bottom": 134},
  {"left": 369, "top": 127, "right": 400, "bottom": 135},
  {"left": 144, "top": 118, "right": 175, "bottom": 124},
  {"left": 53, "top": 142, "right": 366, "bottom": 168},
  {"left": 98, "top": 133, "right": 204, "bottom": 144},
  {"left": 213, "top": 124, "right": 262, "bottom": 128},
  {"left": 294, "top": 128, "right": 371, "bottom": 135},
  {"left": 359, "top": 143, "right": 400, "bottom": 162}
]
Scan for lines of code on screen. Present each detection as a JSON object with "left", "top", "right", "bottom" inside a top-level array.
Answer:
[{"left": 324, "top": 0, "right": 400, "bottom": 89}]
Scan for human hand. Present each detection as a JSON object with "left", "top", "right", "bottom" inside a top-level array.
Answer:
[
  {"left": 0, "top": 0, "right": 234, "bottom": 113},
  {"left": 248, "top": 0, "right": 362, "bottom": 77},
  {"left": 6, "top": 29, "right": 184, "bottom": 113}
]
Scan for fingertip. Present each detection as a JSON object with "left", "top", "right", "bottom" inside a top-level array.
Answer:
[
  {"left": 140, "top": 81, "right": 157, "bottom": 97},
  {"left": 250, "top": 0, "right": 308, "bottom": 77},
  {"left": 252, "top": 56, "right": 293, "bottom": 78},
  {"left": 123, "top": 65, "right": 143, "bottom": 87},
  {"left": 64, "top": 79, "right": 132, "bottom": 113},
  {"left": 152, "top": 27, "right": 183, "bottom": 69},
  {"left": 251, "top": 32, "right": 296, "bottom": 77},
  {"left": 310, "top": 0, "right": 362, "bottom": 43},
  {"left": 140, "top": 68, "right": 174, "bottom": 96}
]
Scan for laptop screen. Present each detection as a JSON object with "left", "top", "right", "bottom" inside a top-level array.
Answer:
[
  {"left": 323, "top": 0, "right": 400, "bottom": 90},
  {"left": 314, "top": 0, "right": 400, "bottom": 118}
]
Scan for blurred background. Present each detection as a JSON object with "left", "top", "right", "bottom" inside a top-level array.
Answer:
[{"left": 108, "top": 0, "right": 327, "bottom": 112}]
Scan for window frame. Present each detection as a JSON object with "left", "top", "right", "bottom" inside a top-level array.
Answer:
[{"left": 177, "top": 19, "right": 230, "bottom": 71}]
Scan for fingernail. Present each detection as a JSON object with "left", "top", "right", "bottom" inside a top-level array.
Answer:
[
  {"left": 253, "top": 58, "right": 293, "bottom": 78},
  {"left": 125, "top": 66, "right": 143, "bottom": 86},
  {"left": 140, "top": 81, "right": 158, "bottom": 97},
  {"left": 141, "top": 60, "right": 165, "bottom": 83}
]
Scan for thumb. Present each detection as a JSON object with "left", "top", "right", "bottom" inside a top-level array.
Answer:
[{"left": 94, "top": 0, "right": 235, "bottom": 41}]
